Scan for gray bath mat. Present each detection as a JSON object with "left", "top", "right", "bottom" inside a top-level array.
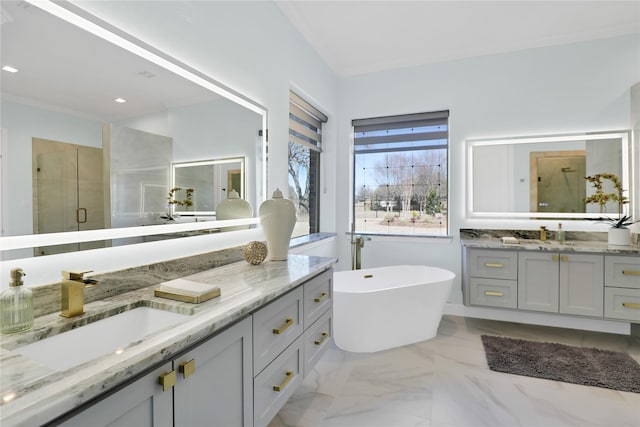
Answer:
[{"left": 481, "top": 335, "right": 640, "bottom": 393}]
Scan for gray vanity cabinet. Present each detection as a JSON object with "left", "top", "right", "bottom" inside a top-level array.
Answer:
[
  {"left": 466, "top": 249, "right": 518, "bottom": 309},
  {"left": 61, "top": 317, "right": 253, "bottom": 427},
  {"left": 466, "top": 248, "right": 605, "bottom": 318},
  {"left": 60, "top": 362, "right": 173, "bottom": 427},
  {"left": 56, "top": 268, "right": 334, "bottom": 427},
  {"left": 518, "top": 252, "right": 603, "bottom": 316},
  {"left": 252, "top": 268, "right": 334, "bottom": 427},
  {"left": 604, "top": 255, "right": 640, "bottom": 321},
  {"left": 173, "top": 316, "right": 253, "bottom": 427},
  {"left": 558, "top": 253, "right": 603, "bottom": 317},
  {"left": 518, "top": 252, "right": 560, "bottom": 313}
]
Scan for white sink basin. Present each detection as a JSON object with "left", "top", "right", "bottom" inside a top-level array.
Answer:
[{"left": 15, "top": 307, "right": 190, "bottom": 371}]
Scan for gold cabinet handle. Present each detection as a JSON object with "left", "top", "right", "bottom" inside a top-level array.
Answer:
[
  {"left": 484, "top": 291, "right": 503, "bottom": 297},
  {"left": 159, "top": 371, "right": 176, "bottom": 391},
  {"left": 314, "top": 292, "right": 329, "bottom": 303},
  {"left": 484, "top": 263, "right": 503, "bottom": 268},
  {"left": 272, "top": 318, "right": 294, "bottom": 335},
  {"left": 76, "top": 208, "right": 87, "bottom": 224},
  {"left": 622, "top": 270, "right": 640, "bottom": 276},
  {"left": 273, "top": 370, "right": 294, "bottom": 392},
  {"left": 179, "top": 359, "right": 196, "bottom": 379},
  {"left": 561, "top": 255, "right": 569, "bottom": 262},
  {"left": 622, "top": 303, "right": 640, "bottom": 309},
  {"left": 552, "top": 255, "right": 560, "bottom": 261},
  {"left": 314, "top": 332, "right": 329, "bottom": 346}
]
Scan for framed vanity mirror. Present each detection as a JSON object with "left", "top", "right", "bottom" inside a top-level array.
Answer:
[
  {"left": 0, "top": 0, "right": 266, "bottom": 258},
  {"left": 466, "top": 130, "right": 632, "bottom": 219},
  {"left": 171, "top": 157, "right": 245, "bottom": 216}
]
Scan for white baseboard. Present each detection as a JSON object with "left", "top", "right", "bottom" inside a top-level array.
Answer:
[{"left": 444, "top": 303, "right": 631, "bottom": 335}]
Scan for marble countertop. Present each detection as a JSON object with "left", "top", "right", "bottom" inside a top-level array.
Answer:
[
  {"left": 0, "top": 254, "right": 336, "bottom": 426},
  {"left": 460, "top": 237, "right": 640, "bottom": 255}
]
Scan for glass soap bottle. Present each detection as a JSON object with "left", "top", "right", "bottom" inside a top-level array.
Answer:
[
  {"left": 556, "top": 223, "right": 565, "bottom": 243},
  {"left": 0, "top": 268, "right": 34, "bottom": 334}
]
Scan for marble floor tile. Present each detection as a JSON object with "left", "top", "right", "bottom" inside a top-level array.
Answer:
[{"left": 269, "top": 315, "right": 640, "bottom": 427}]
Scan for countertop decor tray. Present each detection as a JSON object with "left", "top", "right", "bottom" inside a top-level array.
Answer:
[{"left": 154, "top": 278, "right": 221, "bottom": 304}]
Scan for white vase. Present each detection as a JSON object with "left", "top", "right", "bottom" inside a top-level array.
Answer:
[
  {"left": 259, "top": 189, "right": 296, "bottom": 260},
  {"left": 216, "top": 190, "right": 252, "bottom": 231},
  {"left": 608, "top": 227, "right": 631, "bottom": 246}
]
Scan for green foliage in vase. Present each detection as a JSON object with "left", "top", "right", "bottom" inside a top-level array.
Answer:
[
  {"left": 167, "top": 187, "right": 194, "bottom": 207},
  {"left": 583, "top": 173, "right": 634, "bottom": 228}
]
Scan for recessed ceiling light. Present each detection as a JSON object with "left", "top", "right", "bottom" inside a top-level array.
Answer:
[
  {"left": 2, "top": 65, "right": 19, "bottom": 73},
  {"left": 114, "top": 98, "right": 127, "bottom": 103}
]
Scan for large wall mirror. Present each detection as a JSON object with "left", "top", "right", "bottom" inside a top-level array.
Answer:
[
  {"left": 1, "top": 1, "right": 266, "bottom": 259},
  {"left": 466, "top": 130, "right": 632, "bottom": 219}
]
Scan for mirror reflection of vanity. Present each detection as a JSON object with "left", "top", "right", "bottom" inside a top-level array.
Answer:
[
  {"left": 171, "top": 157, "right": 245, "bottom": 215},
  {"left": 1, "top": 0, "right": 266, "bottom": 259},
  {"left": 466, "top": 130, "right": 632, "bottom": 219}
]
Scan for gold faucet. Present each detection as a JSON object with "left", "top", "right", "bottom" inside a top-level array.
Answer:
[{"left": 61, "top": 270, "right": 98, "bottom": 318}]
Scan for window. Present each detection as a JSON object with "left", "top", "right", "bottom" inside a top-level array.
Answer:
[
  {"left": 288, "top": 91, "right": 327, "bottom": 237},
  {"left": 353, "top": 111, "right": 449, "bottom": 236}
]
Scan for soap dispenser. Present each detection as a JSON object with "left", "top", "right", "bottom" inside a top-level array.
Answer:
[
  {"left": 556, "top": 223, "right": 565, "bottom": 243},
  {"left": 0, "top": 268, "right": 34, "bottom": 334}
]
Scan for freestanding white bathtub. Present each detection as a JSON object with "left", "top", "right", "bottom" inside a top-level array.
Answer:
[{"left": 333, "top": 265, "right": 455, "bottom": 353}]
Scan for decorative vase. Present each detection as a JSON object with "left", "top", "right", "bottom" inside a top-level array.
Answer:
[
  {"left": 215, "top": 189, "right": 252, "bottom": 231},
  {"left": 259, "top": 188, "right": 296, "bottom": 260},
  {"left": 608, "top": 227, "right": 631, "bottom": 246}
]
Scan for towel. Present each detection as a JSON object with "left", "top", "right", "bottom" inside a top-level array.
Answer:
[
  {"left": 501, "top": 236, "right": 520, "bottom": 245},
  {"left": 158, "top": 279, "right": 219, "bottom": 298}
]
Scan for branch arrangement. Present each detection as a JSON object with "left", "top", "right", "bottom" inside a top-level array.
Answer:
[{"left": 584, "top": 173, "right": 632, "bottom": 228}]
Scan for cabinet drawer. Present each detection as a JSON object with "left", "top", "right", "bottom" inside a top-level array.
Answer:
[
  {"left": 469, "top": 278, "right": 517, "bottom": 309},
  {"left": 303, "top": 269, "right": 332, "bottom": 328},
  {"left": 605, "top": 256, "right": 640, "bottom": 289},
  {"left": 253, "top": 336, "right": 303, "bottom": 427},
  {"left": 604, "top": 287, "right": 640, "bottom": 322},
  {"left": 253, "top": 287, "right": 303, "bottom": 375},
  {"left": 303, "top": 308, "right": 332, "bottom": 377},
  {"left": 468, "top": 249, "right": 517, "bottom": 280}
]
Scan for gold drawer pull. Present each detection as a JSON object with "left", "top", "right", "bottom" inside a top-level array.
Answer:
[
  {"left": 552, "top": 255, "right": 560, "bottom": 261},
  {"left": 75, "top": 207, "right": 87, "bottom": 224},
  {"left": 484, "top": 263, "right": 503, "bottom": 268},
  {"left": 272, "top": 318, "right": 294, "bottom": 335},
  {"left": 179, "top": 359, "right": 196, "bottom": 379},
  {"left": 314, "top": 292, "right": 329, "bottom": 303},
  {"left": 622, "top": 303, "right": 640, "bottom": 309},
  {"left": 158, "top": 371, "right": 176, "bottom": 392},
  {"left": 273, "top": 370, "right": 294, "bottom": 392},
  {"left": 561, "top": 255, "right": 568, "bottom": 262},
  {"left": 622, "top": 270, "right": 640, "bottom": 276},
  {"left": 314, "top": 332, "right": 329, "bottom": 346},
  {"left": 484, "top": 291, "right": 503, "bottom": 297}
]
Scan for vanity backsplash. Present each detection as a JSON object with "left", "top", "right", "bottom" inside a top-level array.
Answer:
[
  {"left": 460, "top": 228, "right": 608, "bottom": 242},
  {"left": 30, "top": 245, "right": 246, "bottom": 318}
]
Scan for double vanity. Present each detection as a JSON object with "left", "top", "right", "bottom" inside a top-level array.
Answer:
[
  {"left": 461, "top": 229, "right": 640, "bottom": 323},
  {"left": 0, "top": 254, "right": 335, "bottom": 427}
]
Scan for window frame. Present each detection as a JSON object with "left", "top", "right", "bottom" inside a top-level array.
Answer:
[
  {"left": 352, "top": 110, "right": 450, "bottom": 238},
  {"left": 288, "top": 91, "right": 327, "bottom": 236}
]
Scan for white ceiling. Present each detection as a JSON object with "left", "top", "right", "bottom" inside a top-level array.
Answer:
[
  {"left": 276, "top": 0, "right": 640, "bottom": 77},
  {"left": 2, "top": 1, "right": 638, "bottom": 119},
  {"left": 0, "top": 1, "right": 216, "bottom": 121}
]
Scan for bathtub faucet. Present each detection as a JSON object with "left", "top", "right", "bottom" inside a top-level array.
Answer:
[{"left": 351, "top": 235, "right": 370, "bottom": 270}]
